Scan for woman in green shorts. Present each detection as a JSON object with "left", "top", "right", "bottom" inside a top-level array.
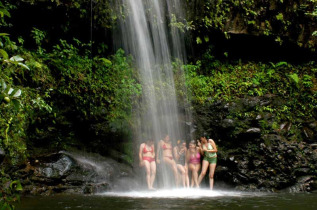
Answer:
[{"left": 197, "top": 135, "right": 218, "bottom": 189}]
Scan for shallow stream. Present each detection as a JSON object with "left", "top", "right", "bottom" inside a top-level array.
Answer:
[{"left": 17, "top": 189, "right": 317, "bottom": 209}]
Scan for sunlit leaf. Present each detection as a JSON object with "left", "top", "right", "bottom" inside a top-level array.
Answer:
[
  {"left": 99, "top": 58, "right": 112, "bottom": 67},
  {"left": 275, "top": 61, "right": 288, "bottom": 68},
  {"left": 1, "top": 80, "right": 7, "bottom": 91},
  {"left": 17, "top": 63, "right": 30, "bottom": 70},
  {"left": 12, "top": 89, "right": 22, "bottom": 98},
  {"left": 289, "top": 73, "right": 299, "bottom": 84},
  {"left": 10, "top": 55, "right": 24, "bottom": 62},
  {"left": 8, "top": 87, "right": 14, "bottom": 95},
  {"left": 15, "top": 182, "right": 23, "bottom": 191},
  {"left": 196, "top": 37, "right": 202, "bottom": 44},
  {"left": 0, "top": 49, "right": 8, "bottom": 59}
]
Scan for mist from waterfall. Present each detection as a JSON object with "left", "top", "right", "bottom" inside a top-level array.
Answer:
[{"left": 113, "top": 0, "right": 192, "bottom": 188}]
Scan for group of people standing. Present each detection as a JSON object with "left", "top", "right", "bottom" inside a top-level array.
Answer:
[{"left": 139, "top": 134, "right": 217, "bottom": 190}]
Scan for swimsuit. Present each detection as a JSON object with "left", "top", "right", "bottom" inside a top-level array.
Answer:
[
  {"left": 177, "top": 148, "right": 186, "bottom": 166},
  {"left": 203, "top": 143, "right": 217, "bottom": 164},
  {"left": 142, "top": 145, "right": 155, "bottom": 162},
  {"left": 162, "top": 143, "right": 173, "bottom": 160},
  {"left": 189, "top": 152, "right": 201, "bottom": 164},
  {"left": 162, "top": 144, "right": 172, "bottom": 150},
  {"left": 143, "top": 145, "right": 154, "bottom": 153},
  {"left": 142, "top": 156, "right": 155, "bottom": 162}
]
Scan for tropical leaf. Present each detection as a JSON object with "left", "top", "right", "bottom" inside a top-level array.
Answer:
[
  {"left": 8, "top": 87, "right": 14, "bottom": 95},
  {"left": 17, "top": 63, "right": 30, "bottom": 70},
  {"left": 10, "top": 55, "right": 24, "bottom": 62},
  {"left": 289, "top": 73, "right": 299, "bottom": 84},
  {"left": 12, "top": 89, "right": 22, "bottom": 98},
  {"left": 0, "top": 49, "right": 8, "bottom": 59},
  {"left": 0, "top": 8, "right": 10, "bottom": 17},
  {"left": 252, "top": 78, "right": 260, "bottom": 85},
  {"left": 0, "top": 33, "right": 9, "bottom": 36},
  {"left": 1, "top": 80, "right": 7, "bottom": 91},
  {"left": 99, "top": 58, "right": 112, "bottom": 67},
  {"left": 275, "top": 61, "right": 288, "bottom": 68},
  {"left": 196, "top": 37, "right": 202, "bottom": 44}
]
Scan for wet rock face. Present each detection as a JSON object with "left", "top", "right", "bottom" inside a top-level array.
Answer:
[
  {"left": 16, "top": 151, "right": 136, "bottom": 195},
  {"left": 41, "top": 155, "right": 73, "bottom": 178},
  {"left": 194, "top": 95, "right": 317, "bottom": 192}
]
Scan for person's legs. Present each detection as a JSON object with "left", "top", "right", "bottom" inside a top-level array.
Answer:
[
  {"left": 177, "top": 164, "right": 186, "bottom": 187},
  {"left": 189, "top": 164, "right": 195, "bottom": 187},
  {"left": 209, "top": 163, "right": 216, "bottom": 190},
  {"left": 144, "top": 160, "right": 151, "bottom": 189},
  {"left": 193, "top": 164, "right": 201, "bottom": 187},
  {"left": 163, "top": 157, "right": 179, "bottom": 186},
  {"left": 192, "top": 167, "right": 198, "bottom": 187},
  {"left": 150, "top": 161, "right": 156, "bottom": 189},
  {"left": 198, "top": 160, "right": 209, "bottom": 185},
  {"left": 185, "top": 165, "right": 190, "bottom": 188}
]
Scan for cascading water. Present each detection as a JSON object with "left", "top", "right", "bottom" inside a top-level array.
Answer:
[{"left": 113, "top": 0, "right": 192, "bottom": 188}]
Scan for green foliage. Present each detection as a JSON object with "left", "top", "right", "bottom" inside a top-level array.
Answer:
[
  {"left": 187, "top": 0, "right": 317, "bottom": 48},
  {"left": 0, "top": 0, "right": 141, "bottom": 162},
  {"left": 170, "top": 14, "right": 194, "bottom": 33},
  {"left": 48, "top": 38, "right": 141, "bottom": 125},
  {"left": 0, "top": 177, "right": 23, "bottom": 210},
  {"left": 181, "top": 49, "right": 317, "bottom": 135},
  {"left": 31, "top": 28, "right": 46, "bottom": 55}
]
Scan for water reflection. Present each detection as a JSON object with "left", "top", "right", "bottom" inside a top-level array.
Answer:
[{"left": 17, "top": 191, "right": 317, "bottom": 210}]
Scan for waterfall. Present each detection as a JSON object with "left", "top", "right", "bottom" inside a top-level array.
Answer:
[{"left": 113, "top": 0, "right": 192, "bottom": 187}]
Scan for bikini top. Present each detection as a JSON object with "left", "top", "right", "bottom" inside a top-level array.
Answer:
[
  {"left": 203, "top": 143, "right": 217, "bottom": 158},
  {"left": 143, "top": 145, "right": 154, "bottom": 153},
  {"left": 162, "top": 143, "right": 172, "bottom": 150},
  {"left": 190, "top": 152, "right": 201, "bottom": 162}
]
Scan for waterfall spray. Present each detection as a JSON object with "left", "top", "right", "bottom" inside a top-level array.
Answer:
[{"left": 113, "top": 0, "right": 192, "bottom": 188}]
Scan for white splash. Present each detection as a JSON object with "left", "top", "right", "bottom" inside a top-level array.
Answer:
[{"left": 98, "top": 189, "right": 252, "bottom": 199}]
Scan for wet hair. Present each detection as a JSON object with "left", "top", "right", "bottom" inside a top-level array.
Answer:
[
  {"left": 146, "top": 137, "right": 154, "bottom": 143},
  {"left": 177, "top": 140, "right": 186, "bottom": 147},
  {"left": 200, "top": 134, "right": 209, "bottom": 139}
]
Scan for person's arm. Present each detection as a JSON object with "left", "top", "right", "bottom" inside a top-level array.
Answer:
[
  {"left": 139, "top": 143, "right": 144, "bottom": 166},
  {"left": 152, "top": 145, "right": 155, "bottom": 158},
  {"left": 156, "top": 141, "right": 161, "bottom": 164},
  {"left": 184, "top": 148, "right": 188, "bottom": 168},
  {"left": 173, "top": 147, "right": 180, "bottom": 161},
  {"left": 197, "top": 140, "right": 204, "bottom": 155},
  {"left": 186, "top": 149, "right": 190, "bottom": 163},
  {"left": 206, "top": 140, "right": 218, "bottom": 153}
]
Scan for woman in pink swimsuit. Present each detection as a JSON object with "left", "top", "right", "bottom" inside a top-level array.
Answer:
[
  {"left": 187, "top": 140, "right": 201, "bottom": 188},
  {"left": 139, "top": 138, "right": 156, "bottom": 190},
  {"left": 156, "top": 134, "right": 178, "bottom": 187}
]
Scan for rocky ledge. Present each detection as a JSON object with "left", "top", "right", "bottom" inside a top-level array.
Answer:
[
  {"left": 194, "top": 95, "right": 317, "bottom": 192},
  {"left": 9, "top": 150, "right": 138, "bottom": 196}
]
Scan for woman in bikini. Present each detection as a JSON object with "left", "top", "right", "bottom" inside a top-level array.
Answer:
[
  {"left": 186, "top": 140, "right": 201, "bottom": 188},
  {"left": 173, "top": 140, "right": 189, "bottom": 188},
  {"left": 156, "top": 134, "right": 178, "bottom": 187},
  {"left": 139, "top": 138, "right": 156, "bottom": 190},
  {"left": 197, "top": 136, "right": 218, "bottom": 189}
]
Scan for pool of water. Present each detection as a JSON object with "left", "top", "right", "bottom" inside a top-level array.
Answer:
[{"left": 17, "top": 189, "right": 317, "bottom": 210}]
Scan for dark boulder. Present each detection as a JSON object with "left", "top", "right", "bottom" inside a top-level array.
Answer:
[{"left": 17, "top": 150, "right": 137, "bottom": 195}]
